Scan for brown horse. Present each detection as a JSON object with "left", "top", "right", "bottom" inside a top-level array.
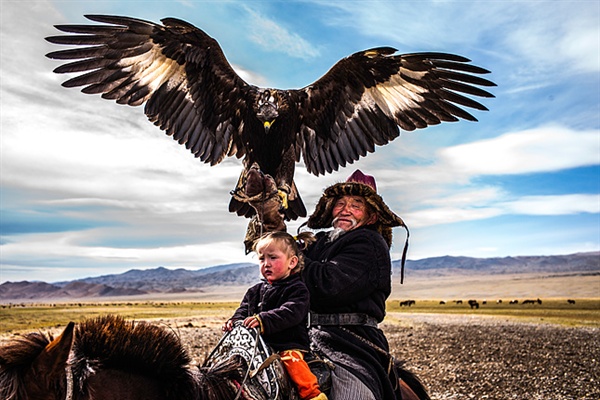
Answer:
[
  {"left": 199, "top": 351, "right": 429, "bottom": 400},
  {"left": 199, "top": 322, "right": 430, "bottom": 400},
  {"left": 1, "top": 315, "right": 429, "bottom": 400},
  {"left": 0, "top": 315, "right": 198, "bottom": 400},
  {"left": 0, "top": 321, "right": 75, "bottom": 400}
]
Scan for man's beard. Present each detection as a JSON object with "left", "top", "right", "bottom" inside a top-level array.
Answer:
[{"left": 328, "top": 217, "right": 357, "bottom": 242}]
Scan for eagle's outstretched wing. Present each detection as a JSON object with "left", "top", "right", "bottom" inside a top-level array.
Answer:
[
  {"left": 46, "top": 15, "right": 495, "bottom": 224},
  {"left": 294, "top": 47, "right": 496, "bottom": 175},
  {"left": 45, "top": 15, "right": 254, "bottom": 166}
]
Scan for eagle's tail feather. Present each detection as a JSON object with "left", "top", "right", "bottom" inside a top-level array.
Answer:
[{"left": 284, "top": 180, "right": 307, "bottom": 220}]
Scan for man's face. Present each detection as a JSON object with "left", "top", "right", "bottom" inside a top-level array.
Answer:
[{"left": 332, "top": 195, "right": 377, "bottom": 231}]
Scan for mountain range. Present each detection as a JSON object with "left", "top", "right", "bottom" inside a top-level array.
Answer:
[{"left": 1, "top": 252, "right": 598, "bottom": 301}]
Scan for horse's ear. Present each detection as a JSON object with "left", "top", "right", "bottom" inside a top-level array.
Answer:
[{"left": 32, "top": 321, "right": 75, "bottom": 376}]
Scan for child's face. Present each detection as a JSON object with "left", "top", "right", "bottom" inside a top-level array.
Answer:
[{"left": 256, "top": 241, "right": 298, "bottom": 283}]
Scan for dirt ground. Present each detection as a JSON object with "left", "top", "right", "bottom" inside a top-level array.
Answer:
[
  {"left": 3, "top": 313, "right": 598, "bottom": 399},
  {"left": 383, "top": 314, "right": 599, "bottom": 400}
]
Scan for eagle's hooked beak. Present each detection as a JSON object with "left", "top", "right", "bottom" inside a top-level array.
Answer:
[{"left": 263, "top": 120, "right": 274, "bottom": 133}]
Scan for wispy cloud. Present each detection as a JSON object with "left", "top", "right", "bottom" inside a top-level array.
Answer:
[
  {"left": 242, "top": 6, "right": 320, "bottom": 60},
  {"left": 439, "top": 125, "right": 600, "bottom": 176},
  {"left": 308, "top": 0, "right": 599, "bottom": 88},
  {"left": 373, "top": 124, "right": 599, "bottom": 229},
  {"left": 501, "top": 194, "right": 599, "bottom": 216}
]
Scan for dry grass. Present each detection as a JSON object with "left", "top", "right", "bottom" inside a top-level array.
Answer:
[
  {"left": 0, "top": 301, "right": 238, "bottom": 334},
  {"left": 1, "top": 298, "right": 598, "bottom": 336},
  {"left": 387, "top": 299, "right": 600, "bottom": 327}
]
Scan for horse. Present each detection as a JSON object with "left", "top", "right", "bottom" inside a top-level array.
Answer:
[
  {"left": 1, "top": 315, "right": 429, "bottom": 400},
  {"left": 0, "top": 315, "right": 199, "bottom": 400},
  {"left": 522, "top": 299, "right": 542, "bottom": 305},
  {"left": 467, "top": 300, "right": 479, "bottom": 309},
  {"left": 199, "top": 322, "right": 430, "bottom": 400},
  {"left": 0, "top": 321, "right": 75, "bottom": 400}
]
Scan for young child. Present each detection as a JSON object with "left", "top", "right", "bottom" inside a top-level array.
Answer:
[{"left": 223, "top": 231, "right": 327, "bottom": 400}]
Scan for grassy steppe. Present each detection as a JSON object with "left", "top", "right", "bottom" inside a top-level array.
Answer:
[
  {"left": 1, "top": 298, "right": 598, "bottom": 334},
  {"left": 0, "top": 301, "right": 239, "bottom": 333},
  {"left": 388, "top": 298, "right": 600, "bottom": 327}
]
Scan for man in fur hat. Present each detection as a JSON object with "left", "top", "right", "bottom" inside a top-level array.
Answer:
[{"left": 300, "top": 169, "right": 409, "bottom": 400}]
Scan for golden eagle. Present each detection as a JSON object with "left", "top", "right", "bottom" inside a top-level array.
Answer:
[{"left": 45, "top": 15, "right": 495, "bottom": 221}]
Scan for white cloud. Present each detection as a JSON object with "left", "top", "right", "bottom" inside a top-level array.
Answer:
[
  {"left": 311, "top": 1, "right": 599, "bottom": 83},
  {"left": 1, "top": 231, "right": 255, "bottom": 282},
  {"left": 407, "top": 193, "right": 599, "bottom": 229},
  {"left": 501, "top": 194, "right": 600, "bottom": 216},
  {"left": 242, "top": 6, "right": 320, "bottom": 60},
  {"left": 407, "top": 206, "right": 502, "bottom": 228},
  {"left": 231, "top": 63, "right": 270, "bottom": 87},
  {"left": 439, "top": 125, "right": 599, "bottom": 176},
  {"left": 376, "top": 124, "right": 600, "bottom": 229}
]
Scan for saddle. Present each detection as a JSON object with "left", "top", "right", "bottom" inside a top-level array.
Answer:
[{"left": 204, "top": 323, "right": 332, "bottom": 399}]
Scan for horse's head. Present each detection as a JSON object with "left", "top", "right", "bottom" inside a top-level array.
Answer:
[
  {"left": 0, "top": 321, "right": 74, "bottom": 400},
  {"left": 70, "top": 315, "right": 199, "bottom": 400}
]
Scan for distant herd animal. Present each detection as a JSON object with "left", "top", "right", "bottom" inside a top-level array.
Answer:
[
  {"left": 398, "top": 298, "right": 578, "bottom": 309},
  {"left": 522, "top": 298, "right": 542, "bottom": 305},
  {"left": 432, "top": 298, "right": 559, "bottom": 307}
]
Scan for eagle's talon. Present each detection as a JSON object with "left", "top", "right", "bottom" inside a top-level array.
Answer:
[{"left": 278, "top": 190, "right": 289, "bottom": 210}]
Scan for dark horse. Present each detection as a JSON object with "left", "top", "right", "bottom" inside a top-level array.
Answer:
[
  {"left": 0, "top": 315, "right": 198, "bottom": 400},
  {"left": 1, "top": 315, "right": 429, "bottom": 400}
]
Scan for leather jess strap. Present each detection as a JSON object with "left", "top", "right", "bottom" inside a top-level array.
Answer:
[{"left": 308, "top": 312, "right": 378, "bottom": 328}]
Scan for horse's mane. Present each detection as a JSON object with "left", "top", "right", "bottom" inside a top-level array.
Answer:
[
  {"left": 72, "top": 315, "right": 198, "bottom": 399},
  {"left": 0, "top": 331, "right": 55, "bottom": 399}
]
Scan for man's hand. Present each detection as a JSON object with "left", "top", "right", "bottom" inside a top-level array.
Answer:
[{"left": 243, "top": 315, "right": 260, "bottom": 329}]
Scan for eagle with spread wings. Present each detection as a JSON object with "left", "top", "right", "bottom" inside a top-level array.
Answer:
[{"left": 45, "top": 15, "right": 495, "bottom": 221}]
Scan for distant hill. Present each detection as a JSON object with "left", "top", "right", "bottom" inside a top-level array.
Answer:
[
  {"left": 396, "top": 252, "right": 600, "bottom": 277},
  {"left": 57, "top": 263, "right": 259, "bottom": 292},
  {"left": 1, "top": 253, "right": 598, "bottom": 301}
]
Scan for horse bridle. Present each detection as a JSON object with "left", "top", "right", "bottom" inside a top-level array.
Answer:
[{"left": 64, "top": 363, "right": 74, "bottom": 400}]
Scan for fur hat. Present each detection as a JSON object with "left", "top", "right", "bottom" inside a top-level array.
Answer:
[{"left": 305, "top": 170, "right": 410, "bottom": 282}]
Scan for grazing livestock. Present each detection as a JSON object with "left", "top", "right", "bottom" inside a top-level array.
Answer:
[
  {"left": 496, "top": 299, "right": 503, "bottom": 304},
  {"left": 439, "top": 301, "right": 446, "bottom": 305},
  {"left": 468, "top": 300, "right": 479, "bottom": 309},
  {"left": 454, "top": 300, "right": 463, "bottom": 304},
  {"left": 522, "top": 298, "right": 542, "bottom": 305},
  {"left": 509, "top": 300, "right": 519, "bottom": 304},
  {"left": 568, "top": 299, "right": 576, "bottom": 304},
  {"left": 400, "top": 300, "right": 416, "bottom": 307}
]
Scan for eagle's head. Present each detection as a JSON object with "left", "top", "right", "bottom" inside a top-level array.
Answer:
[{"left": 256, "top": 90, "right": 280, "bottom": 133}]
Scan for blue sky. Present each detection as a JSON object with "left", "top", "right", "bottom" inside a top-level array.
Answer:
[{"left": 1, "top": 0, "right": 599, "bottom": 283}]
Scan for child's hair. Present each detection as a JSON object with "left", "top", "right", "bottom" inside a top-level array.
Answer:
[{"left": 253, "top": 231, "right": 316, "bottom": 274}]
